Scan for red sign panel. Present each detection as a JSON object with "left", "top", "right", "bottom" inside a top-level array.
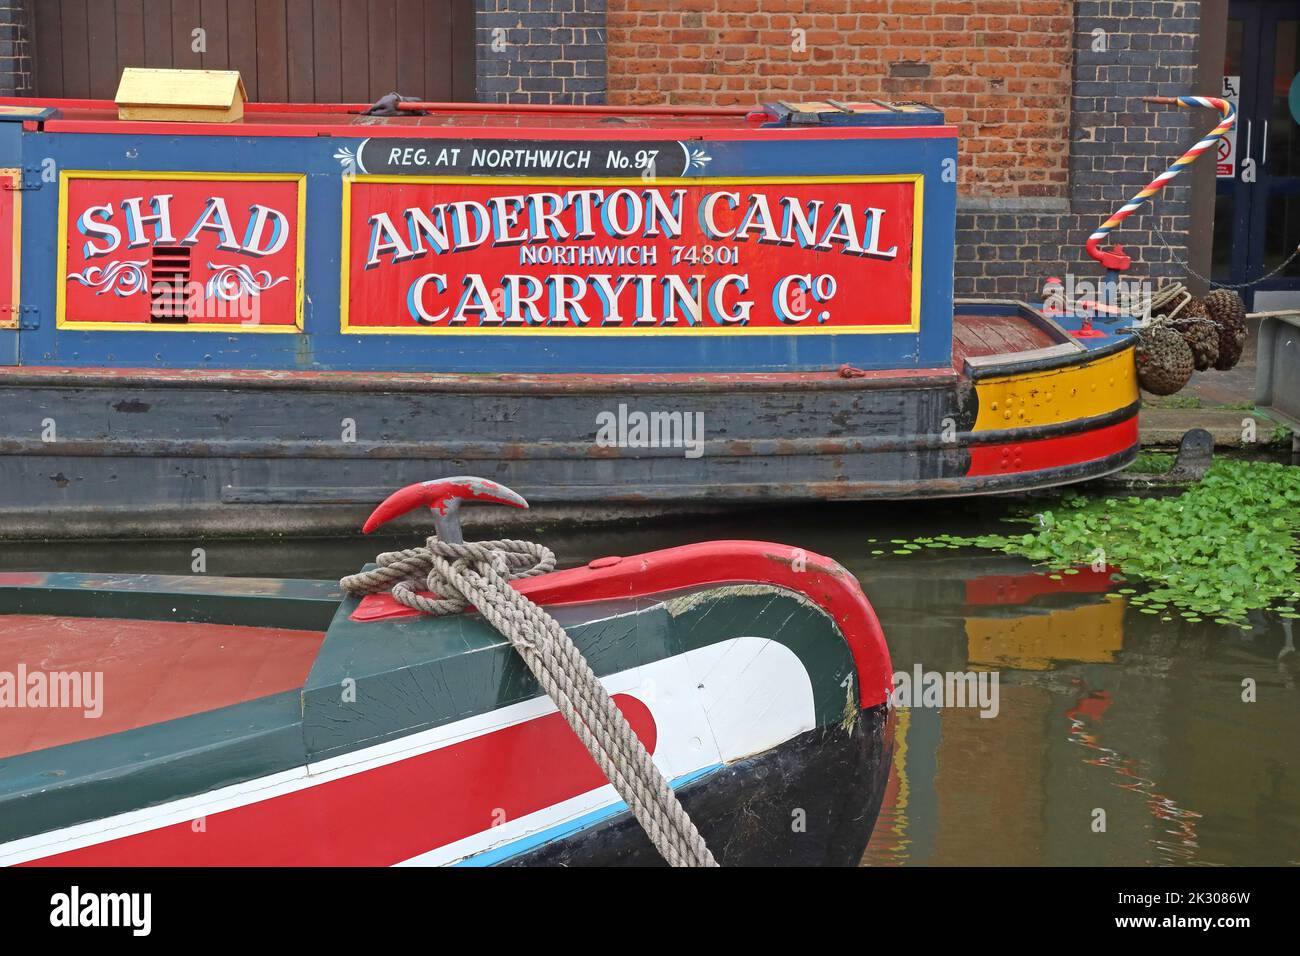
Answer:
[
  {"left": 58, "top": 174, "right": 303, "bottom": 330},
  {"left": 342, "top": 177, "right": 920, "bottom": 334},
  {"left": 0, "top": 168, "right": 17, "bottom": 330}
]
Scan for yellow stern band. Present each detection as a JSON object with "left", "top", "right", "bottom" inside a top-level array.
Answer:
[{"left": 973, "top": 348, "right": 1137, "bottom": 432}]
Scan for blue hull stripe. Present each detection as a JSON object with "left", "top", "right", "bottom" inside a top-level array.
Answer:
[{"left": 453, "top": 764, "right": 723, "bottom": 867}]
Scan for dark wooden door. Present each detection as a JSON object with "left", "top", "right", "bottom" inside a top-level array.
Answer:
[
  {"left": 1216, "top": 0, "right": 1300, "bottom": 309},
  {"left": 31, "top": 0, "right": 475, "bottom": 103}
]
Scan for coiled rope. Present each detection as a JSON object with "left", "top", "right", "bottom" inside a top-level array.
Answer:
[
  {"left": 1147, "top": 281, "right": 1193, "bottom": 320},
  {"left": 340, "top": 537, "right": 718, "bottom": 867}
]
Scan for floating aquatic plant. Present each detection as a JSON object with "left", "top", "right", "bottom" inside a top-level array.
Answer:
[
  {"left": 1127, "top": 450, "right": 1175, "bottom": 474},
  {"left": 926, "top": 460, "right": 1300, "bottom": 626}
]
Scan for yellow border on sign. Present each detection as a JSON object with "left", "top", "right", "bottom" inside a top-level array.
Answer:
[
  {"left": 1, "top": 168, "right": 19, "bottom": 330},
  {"left": 55, "top": 170, "right": 306, "bottom": 333},
  {"left": 339, "top": 174, "right": 924, "bottom": 336}
]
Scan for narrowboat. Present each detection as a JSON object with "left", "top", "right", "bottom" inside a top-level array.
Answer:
[
  {"left": 0, "top": 73, "right": 1141, "bottom": 539},
  {"left": 0, "top": 478, "right": 894, "bottom": 867}
]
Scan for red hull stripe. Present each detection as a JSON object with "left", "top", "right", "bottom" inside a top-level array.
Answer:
[
  {"left": 350, "top": 540, "right": 893, "bottom": 710},
  {"left": 966, "top": 417, "right": 1138, "bottom": 478},
  {"left": 22, "top": 695, "right": 655, "bottom": 867}
]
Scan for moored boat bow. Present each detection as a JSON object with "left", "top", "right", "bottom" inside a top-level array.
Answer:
[{"left": 0, "top": 479, "right": 893, "bottom": 866}]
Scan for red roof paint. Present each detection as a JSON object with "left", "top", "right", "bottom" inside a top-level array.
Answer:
[
  {"left": 0, "top": 616, "right": 323, "bottom": 758},
  {"left": 0, "top": 95, "right": 958, "bottom": 141}
]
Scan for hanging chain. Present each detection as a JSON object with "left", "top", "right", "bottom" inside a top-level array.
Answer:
[{"left": 1148, "top": 213, "right": 1300, "bottom": 290}]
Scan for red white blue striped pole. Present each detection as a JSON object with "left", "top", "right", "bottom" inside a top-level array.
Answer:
[{"left": 1085, "top": 95, "right": 1236, "bottom": 273}]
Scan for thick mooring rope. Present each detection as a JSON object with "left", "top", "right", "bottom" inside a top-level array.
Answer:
[{"left": 340, "top": 538, "right": 718, "bottom": 868}]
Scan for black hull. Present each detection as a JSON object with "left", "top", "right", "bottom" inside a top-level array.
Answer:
[
  {"left": 0, "top": 359, "right": 1137, "bottom": 539},
  {"left": 504, "top": 704, "right": 893, "bottom": 867}
]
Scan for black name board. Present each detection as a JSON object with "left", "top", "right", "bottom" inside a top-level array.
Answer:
[{"left": 354, "top": 138, "right": 702, "bottom": 178}]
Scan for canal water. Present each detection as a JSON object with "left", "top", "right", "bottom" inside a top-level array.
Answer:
[{"left": 7, "top": 495, "right": 1298, "bottom": 867}]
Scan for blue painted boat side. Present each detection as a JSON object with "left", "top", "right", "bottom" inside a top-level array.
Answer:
[{"left": 13, "top": 125, "right": 957, "bottom": 373}]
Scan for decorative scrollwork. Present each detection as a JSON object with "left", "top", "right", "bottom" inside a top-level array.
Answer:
[
  {"left": 67, "top": 260, "right": 150, "bottom": 297},
  {"left": 204, "top": 263, "right": 289, "bottom": 302}
]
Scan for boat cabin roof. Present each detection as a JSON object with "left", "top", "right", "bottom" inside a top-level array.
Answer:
[{"left": 0, "top": 96, "right": 952, "bottom": 139}]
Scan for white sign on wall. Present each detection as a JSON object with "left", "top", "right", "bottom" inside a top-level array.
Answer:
[{"left": 1218, "top": 75, "right": 1240, "bottom": 178}]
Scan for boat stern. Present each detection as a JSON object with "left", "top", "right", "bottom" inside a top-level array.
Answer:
[{"left": 950, "top": 299, "right": 1141, "bottom": 495}]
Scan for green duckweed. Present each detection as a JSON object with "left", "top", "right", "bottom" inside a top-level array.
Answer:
[{"left": 925, "top": 459, "right": 1300, "bottom": 626}]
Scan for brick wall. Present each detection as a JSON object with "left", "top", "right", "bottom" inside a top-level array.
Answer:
[
  {"left": 477, "top": 0, "right": 607, "bottom": 104},
  {"left": 603, "top": 0, "right": 1202, "bottom": 301},
  {"left": 607, "top": 0, "right": 1074, "bottom": 201},
  {"left": 955, "top": 1, "right": 1200, "bottom": 299},
  {"left": 0, "top": 0, "right": 33, "bottom": 96}
]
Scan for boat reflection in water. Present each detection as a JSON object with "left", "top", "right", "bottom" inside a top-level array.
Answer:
[{"left": 856, "top": 553, "right": 1300, "bottom": 867}]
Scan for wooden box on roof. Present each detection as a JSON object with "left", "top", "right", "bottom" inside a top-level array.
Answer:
[{"left": 114, "top": 68, "right": 247, "bottom": 123}]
